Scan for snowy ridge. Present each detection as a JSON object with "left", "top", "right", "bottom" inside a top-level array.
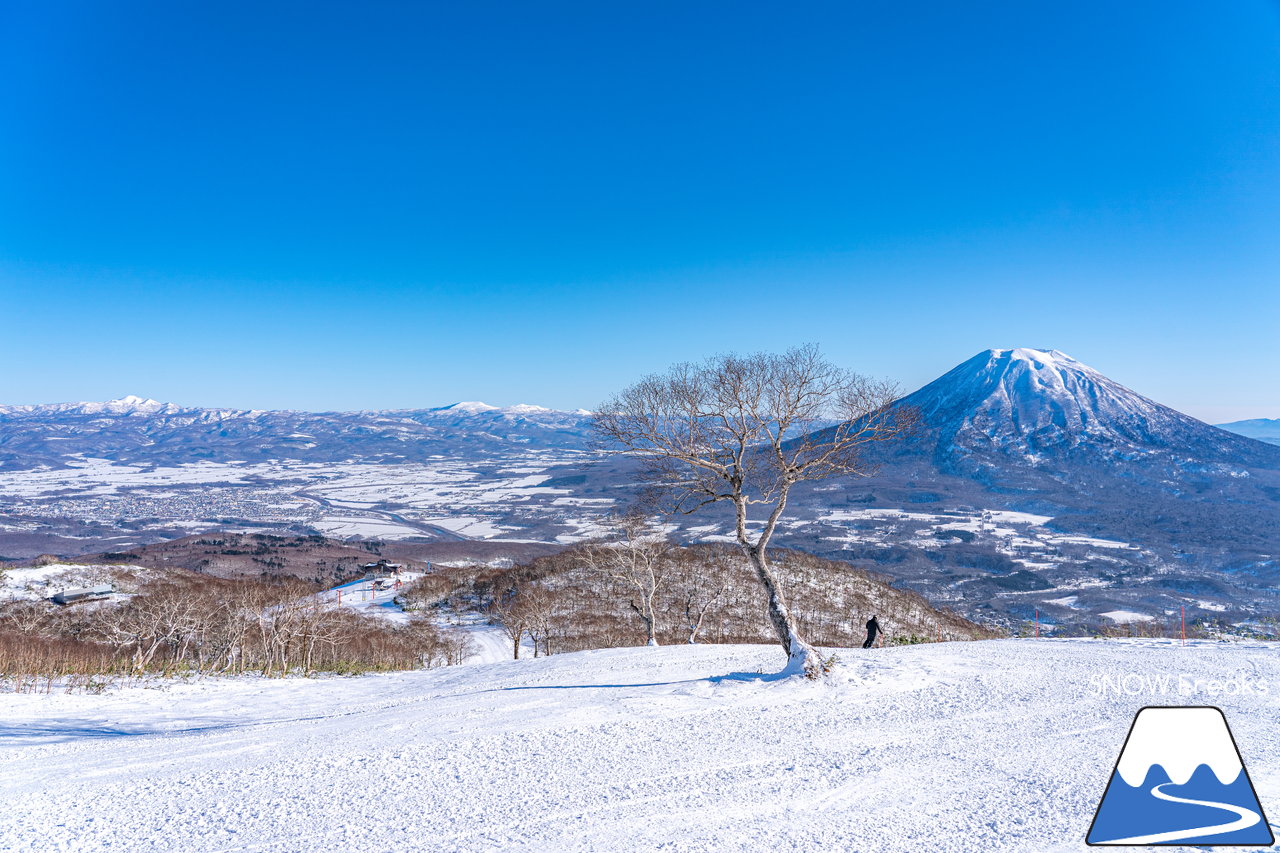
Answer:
[
  {"left": 1115, "top": 707, "right": 1243, "bottom": 787},
  {"left": 1, "top": 397, "right": 573, "bottom": 419},
  {"left": 1218, "top": 417, "right": 1280, "bottom": 446},
  {"left": 434, "top": 401, "right": 501, "bottom": 413},
  {"left": 0, "top": 395, "right": 171, "bottom": 416},
  {"left": 0, "top": 396, "right": 597, "bottom": 470}
]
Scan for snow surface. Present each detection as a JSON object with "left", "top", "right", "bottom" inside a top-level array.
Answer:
[
  {"left": 1100, "top": 610, "right": 1155, "bottom": 624},
  {"left": 321, "top": 574, "right": 422, "bottom": 625},
  {"left": 3, "top": 639, "right": 1278, "bottom": 852}
]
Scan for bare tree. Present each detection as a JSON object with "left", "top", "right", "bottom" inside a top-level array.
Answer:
[
  {"left": 579, "top": 514, "right": 671, "bottom": 646},
  {"left": 0, "top": 600, "right": 54, "bottom": 635},
  {"left": 670, "top": 547, "right": 733, "bottom": 644},
  {"left": 594, "top": 345, "right": 915, "bottom": 677},
  {"left": 519, "top": 583, "right": 562, "bottom": 658},
  {"left": 488, "top": 583, "right": 528, "bottom": 660}
]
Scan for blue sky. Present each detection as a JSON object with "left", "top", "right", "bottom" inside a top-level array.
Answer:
[{"left": 2, "top": 1, "right": 1278, "bottom": 421}]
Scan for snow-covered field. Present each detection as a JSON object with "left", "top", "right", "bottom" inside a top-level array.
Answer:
[
  {"left": 0, "top": 451, "right": 606, "bottom": 545},
  {"left": 3, "top": 639, "right": 1278, "bottom": 852}
]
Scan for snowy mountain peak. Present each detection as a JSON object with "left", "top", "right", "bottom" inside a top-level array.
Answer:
[
  {"left": 437, "top": 401, "right": 501, "bottom": 414},
  {"left": 903, "top": 347, "right": 1119, "bottom": 425},
  {"left": 99, "top": 395, "right": 166, "bottom": 414},
  {"left": 431, "top": 402, "right": 557, "bottom": 416},
  {"left": 895, "top": 347, "right": 1266, "bottom": 460},
  {"left": 1217, "top": 417, "right": 1280, "bottom": 446},
  {"left": 1000, "top": 348, "right": 1074, "bottom": 368},
  {"left": 0, "top": 396, "right": 172, "bottom": 416}
]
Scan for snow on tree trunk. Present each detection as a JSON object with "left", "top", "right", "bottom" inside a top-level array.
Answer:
[{"left": 747, "top": 547, "right": 824, "bottom": 678}]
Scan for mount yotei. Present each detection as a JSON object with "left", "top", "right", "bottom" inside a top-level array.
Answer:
[
  {"left": 754, "top": 349, "right": 1280, "bottom": 627},
  {"left": 3, "top": 349, "right": 1278, "bottom": 630}
]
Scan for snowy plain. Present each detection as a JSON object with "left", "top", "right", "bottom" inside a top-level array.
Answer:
[{"left": 3, "top": 638, "right": 1279, "bottom": 852}]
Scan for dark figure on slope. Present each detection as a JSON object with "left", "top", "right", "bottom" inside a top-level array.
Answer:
[{"left": 862, "top": 616, "right": 880, "bottom": 649}]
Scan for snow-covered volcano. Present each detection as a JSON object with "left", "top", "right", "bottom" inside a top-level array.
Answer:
[
  {"left": 771, "top": 348, "right": 1280, "bottom": 622},
  {"left": 5, "top": 349, "right": 1280, "bottom": 627},
  {"left": 901, "top": 347, "right": 1274, "bottom": 465}
]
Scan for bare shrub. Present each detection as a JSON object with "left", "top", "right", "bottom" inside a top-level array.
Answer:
[
  {"left": 0, "top": 572, "right": 473, "bottom": 692},
  {"left": 462, "top": 543, "right": 997, "bottom": 658}
]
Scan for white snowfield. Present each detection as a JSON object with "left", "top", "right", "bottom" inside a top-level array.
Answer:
[{"left": 2, "top": 639, "right": 1278, "bottom": 852}]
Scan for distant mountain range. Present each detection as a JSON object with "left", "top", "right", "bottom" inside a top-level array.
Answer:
[
  {"left": 1217, "top": 417, "right": 1280, "bottom": 446},
  {"left": 0, "top": 397, "right": 597, "bottom": 469},
  {"left": 3, "top": 349, "right": 1278, "bottom": 630}
]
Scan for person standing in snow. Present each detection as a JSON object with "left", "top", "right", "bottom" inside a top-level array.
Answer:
[{"left": 862, "top": 615, "right": 881, "bottom": 649}]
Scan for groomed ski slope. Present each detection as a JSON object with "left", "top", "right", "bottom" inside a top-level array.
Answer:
[{"left": 2, "top": 639, "right": 1278, "bottom": 852}]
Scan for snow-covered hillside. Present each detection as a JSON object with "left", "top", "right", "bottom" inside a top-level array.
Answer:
[{"left": 3, "top": 639, "right": 1277, "bottom": 852}]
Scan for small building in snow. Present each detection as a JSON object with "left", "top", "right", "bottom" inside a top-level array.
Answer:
[
  {"left": 362, "top": 559, "right": 404, "bottom": 576},
  {"left": 50, "top": 584, "right": 114, "bottom": 606}
]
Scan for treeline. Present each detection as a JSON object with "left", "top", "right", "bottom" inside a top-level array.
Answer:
[
  {"left": 399, "top": 542, "right": 999, "bottom": 659},
  {"left": 0, "top": 573, "right": 471, "bottom": 692}
]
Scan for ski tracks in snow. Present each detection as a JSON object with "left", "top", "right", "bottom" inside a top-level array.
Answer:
[{"left": 2, "top": 639, "right": 1279, "bottom": 852}]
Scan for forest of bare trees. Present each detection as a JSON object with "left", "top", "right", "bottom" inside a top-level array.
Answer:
[
  {"left": 0, "top": 572, "right": 472, "bottom": 692},
  {"left": 396, "top": 541, "right": 997, "bottom": 661}
]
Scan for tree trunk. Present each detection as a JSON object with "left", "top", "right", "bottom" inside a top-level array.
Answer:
[
  {"left": 746, "top": 546, "right": 824, "bottom": 678},
  {"left": 645, "top": 594, "right": 659, "bottom": 646},
  {"left": 630, "top": 600, "right": 660, "bottom": 646}
]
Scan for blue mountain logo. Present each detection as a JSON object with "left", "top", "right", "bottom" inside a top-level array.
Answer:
[{"left": 1087, "top": 706, "right": 1273, "bottom": 846}]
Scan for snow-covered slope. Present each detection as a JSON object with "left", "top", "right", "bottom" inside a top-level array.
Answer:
[
  {"left": 2, "top": 639, "right": 1277, "bottom": 852},
  {"left": 887, "top": 349, "right": 1280, "bottom": 541}
]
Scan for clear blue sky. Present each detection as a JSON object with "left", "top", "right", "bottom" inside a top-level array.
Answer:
[{"left": 2, "top": 1, "right": 1278, "bottom": 421}]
